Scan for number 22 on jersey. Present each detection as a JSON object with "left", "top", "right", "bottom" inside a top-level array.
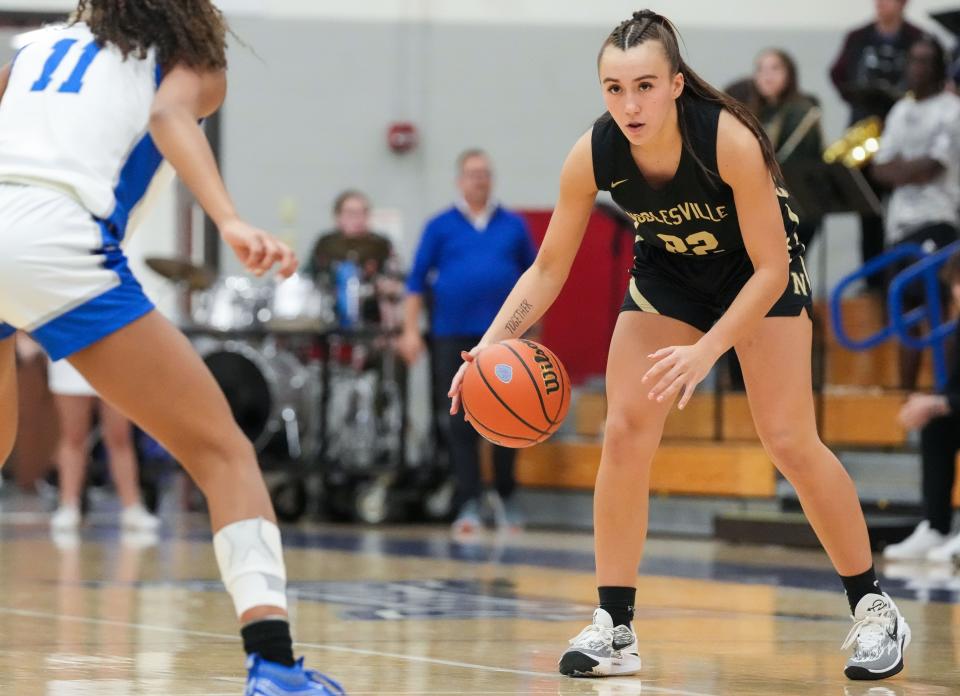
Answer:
[
  {"left": 30, "top": 39, "right": 102, "bottom": 94},
  {"left": 657, "top": 231, "right": 720, "bottom": 255}
]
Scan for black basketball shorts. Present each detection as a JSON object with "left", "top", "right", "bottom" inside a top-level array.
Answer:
[{"left": 620, "top": 243, "right": 813, "bottom": 333}]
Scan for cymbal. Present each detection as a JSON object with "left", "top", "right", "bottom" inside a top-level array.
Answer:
[{"left": 145, "top": 256, "right": 216, "bottom": 290}]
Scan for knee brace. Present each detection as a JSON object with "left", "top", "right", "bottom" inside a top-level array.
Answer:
[{"left": 213, "top": 517, "right": 288, "bottom": 617}]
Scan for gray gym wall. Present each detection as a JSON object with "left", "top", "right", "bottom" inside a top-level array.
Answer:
[{"left": 220, "top": 18, "right": 868, "bottom": 288}]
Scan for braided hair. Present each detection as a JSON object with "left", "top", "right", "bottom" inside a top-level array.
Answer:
[
  {"left": 74, "top": 0, "right": 228, "bottom": 71},
  {"left": 599, "top": 10, "right": 782, "bottom": 183}
]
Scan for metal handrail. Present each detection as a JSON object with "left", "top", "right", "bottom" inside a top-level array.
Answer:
[
  {"left": 887, "top": 240, "right": 960, "bottom": 390},
  {"left": 829, "top": 243, "right": 925, "bottom": 351}
]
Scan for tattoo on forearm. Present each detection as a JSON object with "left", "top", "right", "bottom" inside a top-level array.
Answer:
[{"left": 505, "top": 299, "right": 533, "bottom": 335}]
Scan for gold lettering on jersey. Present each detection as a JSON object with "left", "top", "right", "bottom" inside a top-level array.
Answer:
[
  {"left": 791, "top": 256, "right": 811, "bottom": 296},
  {"left": 656, "top": 231, "right": 721, "bottom": 256},
  {"left": 685, "top": 231, "right": 720, "bottom": 256},
  {"left": 784, "top": 203, "right": 800, "bottom": 226},
  {"left": 624, "top": 201, "right": 729, "bottom": 229},
  {"left": 657, "top": 234, "right": 688, "bottom": 254},
  {"left": 791, "top": 271, "right": 810, "bottom": 297}
]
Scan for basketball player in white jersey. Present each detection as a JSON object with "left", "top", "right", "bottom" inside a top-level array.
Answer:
[{"left": 0, "top": 3, "right": 344, "bottom": 694}]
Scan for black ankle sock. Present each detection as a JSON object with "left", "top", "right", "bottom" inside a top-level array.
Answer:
[
  {"left": 242, "top": 619, "right": 295, "bottom": 667},
  {"left": 840, "top": 565, "right": 881, "bottom": 614},
  {"left": 598, "top": 586, "right": 635, "bottom": 627}
]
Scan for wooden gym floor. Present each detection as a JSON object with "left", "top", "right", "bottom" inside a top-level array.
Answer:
[{"left": 0, "top": 510, "right": 957, "bottom": 695}]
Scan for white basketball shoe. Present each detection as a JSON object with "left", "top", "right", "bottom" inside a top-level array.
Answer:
[
  {"left": 558, "top": 608, "right": 641, "bottom": 677},
  {"left": 842, "top": 593, "right": 911, "bottom": 680}
]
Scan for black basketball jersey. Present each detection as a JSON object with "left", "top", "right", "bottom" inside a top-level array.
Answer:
[{"left": 591, "top": 96, "right": 802, "bottom": 259}]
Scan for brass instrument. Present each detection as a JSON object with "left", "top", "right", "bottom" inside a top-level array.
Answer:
[{"left": 822, "top": 116, "right": 882, "bottom": 168}]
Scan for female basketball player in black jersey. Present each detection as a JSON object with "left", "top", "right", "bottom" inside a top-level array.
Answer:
[{"left": 449, "top": 11, "right": 910, "bottom": 681}]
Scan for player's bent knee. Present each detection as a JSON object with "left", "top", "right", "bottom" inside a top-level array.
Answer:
[
  {"left": 188, "top": 433, "right": 258, "bottom": 493},
  {"left": 758, "top": 428, "right": 820, "bottom": 472},
  {"left": 603, "top": 411, "right": 662, "bottom": 447}
]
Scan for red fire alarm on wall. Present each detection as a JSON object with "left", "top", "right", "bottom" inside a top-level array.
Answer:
[{"left": 387, "top": 121, "right": 418, "bottom": 154}]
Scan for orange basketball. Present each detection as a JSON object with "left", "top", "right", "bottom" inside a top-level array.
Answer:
[{"left": 460, "top": 339, "right": 571, "bottom": 448}]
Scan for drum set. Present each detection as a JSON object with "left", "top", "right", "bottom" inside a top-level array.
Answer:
[{"left": 145, "top": 256, "right": 419, "bottom": 523}]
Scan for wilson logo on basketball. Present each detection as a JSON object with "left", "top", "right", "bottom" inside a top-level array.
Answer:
[
  {"left": 521, "top": 339, "right": 560, "bottom": 395},
  {"left": 460, "top": 339, "right": 570, "bottom": 448}
]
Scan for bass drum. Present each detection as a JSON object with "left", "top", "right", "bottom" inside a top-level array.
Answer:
[{"left": 200, "top": 340, "right": 316, "bottom": 458}]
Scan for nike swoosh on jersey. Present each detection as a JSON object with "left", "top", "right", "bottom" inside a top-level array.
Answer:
[{"left": 611, "top": 179, "right": 629, "bottom": 188}]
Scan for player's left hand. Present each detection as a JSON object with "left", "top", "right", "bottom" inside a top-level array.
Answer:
[
  {"left": 642, "top": 343, "right": 717, "bottom": 410},
  {"left": 220, "top": 217, "right": 298, "bottom": 278}
]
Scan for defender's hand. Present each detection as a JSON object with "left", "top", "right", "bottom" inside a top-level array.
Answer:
[{"left": 220, "top": 218, "right": 297, "bottom": 278}]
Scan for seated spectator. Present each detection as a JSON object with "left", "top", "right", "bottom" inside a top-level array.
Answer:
[
  {"left": 872, "top": 35, "right": 960, "bottom": 389},
  {"left": 885, "top": 253, "right": 960, "bottom": 561},
  {"left": 749, "top": 48, "right": 824, "bottom": 249},
  {"left": 306, "top": 190, "right": 400, "bottom": 328},
  {"left": 305, "top": 190, "right": 393, "bottom": 282}
]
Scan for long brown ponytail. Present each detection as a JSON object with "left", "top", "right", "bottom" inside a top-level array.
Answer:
[{"left": 599, "top": 10, "right": 783, "bottom": 183}]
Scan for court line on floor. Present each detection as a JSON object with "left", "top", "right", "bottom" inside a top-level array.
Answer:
[{"left": 0, "top": 606, "right": 717, "bottom": 696}]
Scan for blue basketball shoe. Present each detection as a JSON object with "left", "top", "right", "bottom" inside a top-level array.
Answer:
[{"left": 245, "top": 654, "right": 346, "bottom": 695}]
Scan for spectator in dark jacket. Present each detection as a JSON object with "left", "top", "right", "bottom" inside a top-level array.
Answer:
[{"left": 830, "top": 0, "right": 924, "bottom": 286}]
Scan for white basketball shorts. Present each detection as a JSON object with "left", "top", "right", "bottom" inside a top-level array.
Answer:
[{"left": 0, "top": 183, "right": 153, "bottom": 360}]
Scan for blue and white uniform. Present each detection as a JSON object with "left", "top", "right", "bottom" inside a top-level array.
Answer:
[{"left": 0, "top": 22, "right": 165, "bottom": 359}]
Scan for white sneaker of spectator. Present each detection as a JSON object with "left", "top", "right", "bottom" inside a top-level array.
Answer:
[
  {"left": 120, "top": 503, "right": 161, "bottom": 532},
  {"left": 50, "top": 504, "right": 81, "bottom": 532},
  {"left": 926, "top": 530, "right": 960, "bottom": 563},
  {"left": 882, "top": 521, "right": 946, "bottom": 560}
]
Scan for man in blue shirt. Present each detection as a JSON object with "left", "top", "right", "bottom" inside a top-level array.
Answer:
[{"left": 398, "top": 149, "right": 537, "bottom": 534}]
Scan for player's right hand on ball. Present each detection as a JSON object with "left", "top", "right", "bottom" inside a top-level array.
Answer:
[
  {"left": 448, "top": 346, "right": 482, "bottom": 416},
  {"left": 220, "top": 218, "right": 298, "bottom": 278}
]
